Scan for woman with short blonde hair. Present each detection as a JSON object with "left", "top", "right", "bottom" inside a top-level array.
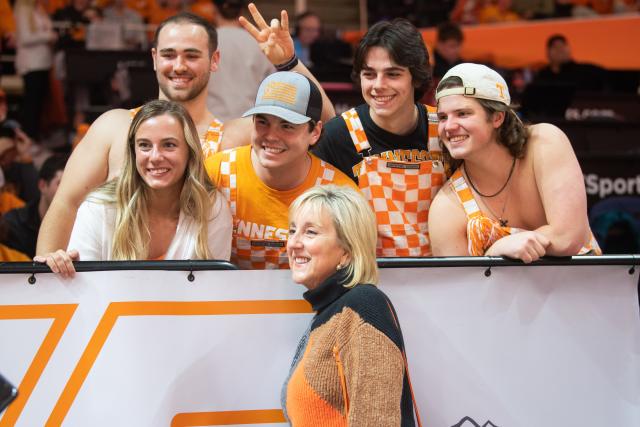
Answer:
[
  {"left": 288, "top": 185, "right": 378, "bottom": 288},
  {"left": 283, "top": 184, "right": 419, "bottom": 426}
]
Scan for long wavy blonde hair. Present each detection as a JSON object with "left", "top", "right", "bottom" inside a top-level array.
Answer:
[{"left": 97, "top": 99, "right": 216, "bottom": 260}]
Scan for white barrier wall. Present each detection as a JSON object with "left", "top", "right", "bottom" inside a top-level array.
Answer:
[{"left": 0, "top": 265, "right": 639, "bottom": 427}]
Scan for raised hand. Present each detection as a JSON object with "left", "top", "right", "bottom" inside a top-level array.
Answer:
[{"left": 239, "top": 2, "right": 295, "bottom": 65}]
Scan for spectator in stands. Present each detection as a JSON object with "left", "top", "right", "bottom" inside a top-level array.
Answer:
[
  {"left": 205, "top": 71, "right": 356, "bottom": 269},
  {"left": 206, "top": 0, "right": 274, "bottom": 122},
  {"left": 511, "top": 0, "right": 555, "bottom": 19},
  {"left": 2, "top": 154, "right": 67, "bottom": 257},
  {"left": 0, "top": 105, "right": 39, "bottom": 210},
  {"left": 102, "top": 0, "right": 147, "bottom": 50},
  {"left": 0, "top": 0, "right": 16, "bottom": 73},
  {"left": 478, "top": 0, "right": 521, "bottom": 23},
  {"left": 292, "top": 11, "right": 322, "bottom": 68},
  {"left": 0, "top": 140, "right": 26, "bottom": 215},
  {"left": 283, "top": 184, "right": 417, "bottom": 425},
  {"left": 450, "top": 0, "right": 483, "bottom": 24},
  {"left": 35, "top": 100, "right": 233, "bottom": 277},
  {"left": 148, "top": 0, "right": 184, "bottom": 28},
  {"left": 52, "top": 0, "right": 91, "bottom": 50},
  {"left": 555, "top": 0, "right": 638, "bottom": 17},
  {"left": 312, "top": 19, "right": 449, "bottom": 257},
  {"left": 0, "top": 217, "right": 30, "bottom": 261},
  {"left": 122, "top": 0, "right": 151, "bottom": 22},
  {"left": 14, "top": 0, "right": 57, "bottom": 140},
  {"left": 429, "top": 63, "right": 601, "bottom": 262},
  {"left": 37, "top": 8, "right": 334, "bottom": 256},
  {"left": 291, "top": 10, "right": 352, "bottom": 82},
  {"left": 532, "top": 34, "right": 609, "bottom": 92},
  {"left": 452, "top": 0, "right": 521, "bottom": 24},
  {"left": 189, "top": 0, "right": 215, "bottom": 22},
  {"left": 433, "top": 22, "right": 465, "bottom": 81}
]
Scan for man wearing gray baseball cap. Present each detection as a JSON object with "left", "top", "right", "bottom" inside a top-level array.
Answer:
[
  {"left": 429, "top": 63, "right": 601, "bottom": 262},
  {"left": 205, "top": 71, "right": 357, "bottom": 269}
]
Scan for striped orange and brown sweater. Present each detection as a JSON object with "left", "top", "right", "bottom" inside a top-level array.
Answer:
[{"left": 282, "top": 271, "right": 416, "bottom": 426}]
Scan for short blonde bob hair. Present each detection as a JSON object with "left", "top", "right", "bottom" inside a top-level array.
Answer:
[{"left": 289, "top": 185, "right": 378, "bottom": 288}]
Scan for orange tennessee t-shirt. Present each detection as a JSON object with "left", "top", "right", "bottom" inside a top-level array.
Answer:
[{"left": 205, "top": 145, "right": 358, "bottom": 269}]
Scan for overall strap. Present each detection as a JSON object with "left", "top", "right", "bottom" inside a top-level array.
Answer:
[
  {"left": 341, "top": 108, "right": 371, "bottom": 153},
  {"left": 218, "top": 149, "right": 238, "bottom": 216},
  {"left": 450, "top": 168, "right": 483, "bottom": 220},
  {"left": 425, "top": 104, "right": 442, "bottom": 154}
]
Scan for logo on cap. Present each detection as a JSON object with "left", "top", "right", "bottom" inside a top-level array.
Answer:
[{"left": 262, "top": 82, "right": 297, "bottom": 106}]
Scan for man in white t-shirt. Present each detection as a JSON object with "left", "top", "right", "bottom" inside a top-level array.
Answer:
[{"left": 206, "top": 0, "right": 274, "bottom": 121}]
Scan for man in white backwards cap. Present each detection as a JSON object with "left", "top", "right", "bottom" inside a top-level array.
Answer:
[{"left": 429, "top": 63, "right": 600, "bottom": 262}]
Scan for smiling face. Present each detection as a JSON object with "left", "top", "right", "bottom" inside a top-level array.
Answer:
[
  {"left": 360, "top": 46, "right": 416, "bottom": 125},
  {"left": 250, "top": 113, "right": 321, "bottom": 173},
  {"left": 134, "top": 114, "right": 189, "bottom": 193},
  {"left": 152, "top": 22, "right": 218, "bottom": 103},
  {"left": 437, "top": 95, "right": 504, "bottom": 160},
  {"left": 287, "top": 205, "right": 350, "bottom": 291}
]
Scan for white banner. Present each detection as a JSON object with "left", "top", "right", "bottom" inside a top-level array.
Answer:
[{"left": 0, "top": 265, "right": 638, "bottom": 426}]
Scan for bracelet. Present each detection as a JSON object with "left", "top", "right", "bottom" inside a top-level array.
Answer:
[{"left": 275, "top": 54, "right": 299, "bottom": 71}]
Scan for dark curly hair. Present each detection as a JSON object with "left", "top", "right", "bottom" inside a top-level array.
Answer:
[{"left": 352, "top": 19, "right": 432, "bottom": 100}]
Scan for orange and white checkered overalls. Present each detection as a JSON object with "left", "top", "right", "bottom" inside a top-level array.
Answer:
[
  {"left": 130, "top": 108, "right": 223, "bottom": 159},
  {"left": 341, "top": 106, "right": 446, "bottom": 257},
  {"left": 450, "top": 168, "right": 602, "bottom": 256},
  {"left": 218, "top": 150, "right": 343, "bottom": 269}
]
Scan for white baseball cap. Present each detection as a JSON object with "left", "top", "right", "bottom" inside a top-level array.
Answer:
[{"left": 435, "top": 63, "right": 511, "bottom": 105}]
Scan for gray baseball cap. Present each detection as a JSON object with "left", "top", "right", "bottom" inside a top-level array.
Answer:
[{"left": 242, "top": 71, "right": 322, "bottom": 124}]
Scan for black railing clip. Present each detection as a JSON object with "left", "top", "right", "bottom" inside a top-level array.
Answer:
[
  {"left": 187, "top": 271, "right": 195, "bottom": 282},
  {"left": 28, "top": 273, "right": 36, "bottom": 285},
  {"left": 484, "top": 266, "right": 492, "bottom": 277}
]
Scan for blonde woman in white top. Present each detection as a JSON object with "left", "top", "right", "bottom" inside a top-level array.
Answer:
[
  {"left": 36, "top": 100, "right": 233, "bottom": 276},
  {"left": 13, "top": 0, "right": 56, "bottom": 139}
]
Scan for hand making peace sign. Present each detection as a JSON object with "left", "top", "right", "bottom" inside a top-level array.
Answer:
[{"left": 239, "top": 2, "right": 295, "bottom": 66}]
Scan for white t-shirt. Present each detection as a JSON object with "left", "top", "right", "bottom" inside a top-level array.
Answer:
[{"left": 206, "top": 26, "right": 275, "bottom": 122}]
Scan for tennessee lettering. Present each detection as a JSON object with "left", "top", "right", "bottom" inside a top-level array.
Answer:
[
  {"left": 352, "top": 149, "right": 444, "bottom": 176},
  {"left": 235, "top": 220, "right": 289, "bottom": 241}
]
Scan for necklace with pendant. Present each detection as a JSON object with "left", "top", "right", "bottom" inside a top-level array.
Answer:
[
  {"left": 464, "top": 157, "right": 517, "bottom": 227},
  {"left": 482, "top": 190, "right": 511, "bottom": 227}
]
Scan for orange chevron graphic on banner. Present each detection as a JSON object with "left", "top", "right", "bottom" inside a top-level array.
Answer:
[
  {"left": 172, "top": 409, "right": 286, "bottom": 426},
  {"left": 0, "top": 304, "right": 78, "bottom": 426},
  {"left": 47, "top": 300, "right": 312, "bottom": 426}
]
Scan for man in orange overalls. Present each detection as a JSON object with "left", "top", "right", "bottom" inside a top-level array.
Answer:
[{"left": 312, "top": 19, "right": 448, "bottom": 257}]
